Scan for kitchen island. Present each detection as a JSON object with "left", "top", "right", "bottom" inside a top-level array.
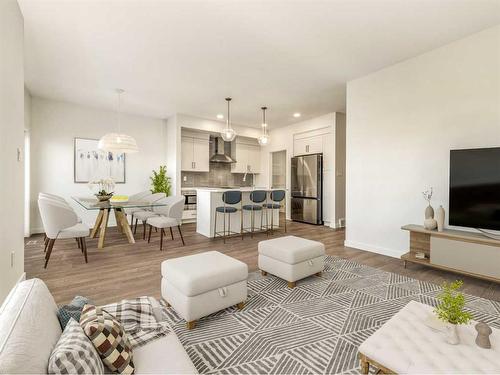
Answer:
[{"left": 196, "top": 188, "right": 281, "bottom": 238}]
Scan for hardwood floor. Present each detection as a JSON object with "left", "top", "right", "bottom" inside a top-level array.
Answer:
[{"left": 25, "top": 218, "right": 500, "bottom": 305}]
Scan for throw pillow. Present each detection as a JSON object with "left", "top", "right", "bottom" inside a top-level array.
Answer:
[
  {"left": 80, "top": 304, "right": 134, "bottom": 374},
  {"left": 57, "top": 295, "right": 93, "bottom": 330},
  {"left": 48, "top": 318, "right": 105, "bottom": 375}
]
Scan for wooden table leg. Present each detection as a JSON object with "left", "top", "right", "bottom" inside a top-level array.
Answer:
[
  {"left": 90, "top": 209, "right": 104, "bottom": 238},
  {"left": 114, "top": 209, "right": 123, "bottom": 233},
  {"left": 116, "top": 208, "right": 135, "bottom": 244},
  {"left": 98, "top": 208, "right": 110, "bottom": 249},
  {"left": 360, "top": 354, "right": 369, "bottom": 375}
]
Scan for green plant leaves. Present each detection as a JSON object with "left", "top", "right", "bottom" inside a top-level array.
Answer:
[
  {"left": 150, "top": 165, "right": 172, "bottom": 196},
  {"left": 434, "top": 280, "right": 473, "bottom": 325}
]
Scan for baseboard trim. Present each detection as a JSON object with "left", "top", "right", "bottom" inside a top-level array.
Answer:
[{"left": 344, "top": 240, "right": 403, "bottom": 259}]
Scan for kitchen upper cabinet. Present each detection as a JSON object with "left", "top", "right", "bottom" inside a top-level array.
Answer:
[
  {"left": 181, "top": 133, "right": 210, "bottom": 172},
  {"left": 231, "top": 138, "right": 261, "bottom": 174},
  {"left": 293, "top": 133, "right": 323, "bottom": 156}
]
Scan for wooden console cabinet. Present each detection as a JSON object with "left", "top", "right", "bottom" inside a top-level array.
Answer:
[{"left": 401, "top": 224, "right": 500, "bottom": 283}]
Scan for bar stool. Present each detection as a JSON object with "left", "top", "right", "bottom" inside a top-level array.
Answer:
[
  {"left": 214, "top": 191, "right": 243, "bottom": 243},
  {"left": 264, "top": 190, "right": 287, "bottom": 234},
  {"left": 242, "top": 190, "right": 267, "bottom": 238}
]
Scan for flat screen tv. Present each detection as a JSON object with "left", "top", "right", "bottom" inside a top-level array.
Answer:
[{"left": 449, "top": 147, "right": 500, "bottom": 231}]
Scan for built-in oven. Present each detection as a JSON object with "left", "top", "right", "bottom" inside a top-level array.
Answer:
[{"left": 184, "top": 191, "right": 197, "bottom": 209}]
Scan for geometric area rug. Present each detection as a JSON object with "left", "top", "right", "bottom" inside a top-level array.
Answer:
[{"left": 160, "top": 255, "right": 500, "bottom": 374}]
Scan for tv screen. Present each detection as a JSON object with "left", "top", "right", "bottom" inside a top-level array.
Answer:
[{"left": 449, "top": 147, "right": 500, "bottom": 230}]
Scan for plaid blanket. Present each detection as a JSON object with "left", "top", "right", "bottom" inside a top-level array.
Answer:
[{"left": 101, "top": 296, "right": 170, "bottom": 348}]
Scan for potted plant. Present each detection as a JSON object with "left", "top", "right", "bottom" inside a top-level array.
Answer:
[
  {"left": 89, "top": 178, "right": 115, "bottom": 201},
  {"left": 434, "top": 280, "right": 472, "bottom": 344},
  {"left": 150, "top": 166, "right": 172, "bottom": 196}
]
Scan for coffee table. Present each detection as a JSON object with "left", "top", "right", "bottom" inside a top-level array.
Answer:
[{"left": 359, "top": 300, "right": 500, "bottom": 374}]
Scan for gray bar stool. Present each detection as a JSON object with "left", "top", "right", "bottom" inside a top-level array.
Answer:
[
  {"left": 214, "top": 190, "right": 243, "bottom": 243},
  {"left": 242, "top": 190, "right": 267, "bottom": 238},
  {"left": 264, "top": 190, "right": 287, "bottom": 234}
]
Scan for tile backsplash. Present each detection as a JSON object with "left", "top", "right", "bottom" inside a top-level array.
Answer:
[{"left": 182, "top": 163, "right": 253, "bottom": 188}]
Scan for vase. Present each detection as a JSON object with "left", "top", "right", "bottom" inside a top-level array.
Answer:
[
  {"left": 95, "top": 193, "right": 113, "bottom": 202},
  {"left": 436, "top": 205, "right": 445, "bottom": 232},
  {"left": 424, "top": 218, "right": 437, "bottom": 230},
  {"left": 425, "top": 204, "right": 434, "bottom": 219},
  {"left": 445, "top": 323, "right": 459, "bottom": 345}
]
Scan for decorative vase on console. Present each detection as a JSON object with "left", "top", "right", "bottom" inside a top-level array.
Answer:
[
  {"left": 422, "top": 187, "right": 437, "bottom": 230},
  {"left": 436, "top": 205, "right": 445, "bottom": 232}
]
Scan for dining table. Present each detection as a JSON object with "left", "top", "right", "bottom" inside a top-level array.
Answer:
[{"left": 72, "top": 197, "right": 167, "bottom": 249}]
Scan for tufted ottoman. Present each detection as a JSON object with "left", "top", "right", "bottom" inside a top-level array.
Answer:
[
  {"left": 258, "top": 235, "right": 325, "bottom": 288},
  {"left": 359, "top": 300, "right": 500, "bottom": 374},
  {"left": 161, "top": 251, "right": 248, "bottom": 329}
]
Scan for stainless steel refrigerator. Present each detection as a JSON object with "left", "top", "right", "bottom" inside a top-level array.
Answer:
[{"left": 291, "top": 153, "right": 323, "bottom": 224}]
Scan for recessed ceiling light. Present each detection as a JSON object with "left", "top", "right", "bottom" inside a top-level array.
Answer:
[
  {"left": 216, "top": 114, "right": 224, "bottom": 119},
  {"left": 293, "top": 112, "right": 301, "bottom": 118}
]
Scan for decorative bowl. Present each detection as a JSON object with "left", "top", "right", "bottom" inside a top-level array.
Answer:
[{"left": 95, "top": 193, "right": 113, "bottom": 202}]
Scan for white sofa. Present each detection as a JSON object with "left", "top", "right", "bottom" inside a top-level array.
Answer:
[{"left": 0, "top": 278, "right": 197, "bottom": 374}]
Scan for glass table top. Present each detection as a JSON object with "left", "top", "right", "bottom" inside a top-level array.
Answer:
[{"left": 72, "top": 197, "right": 168, "bottom": 210}]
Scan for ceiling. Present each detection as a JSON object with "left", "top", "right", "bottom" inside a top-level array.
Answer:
[{"left": 19, "top": 0, "right": 500, "bottom": 128}]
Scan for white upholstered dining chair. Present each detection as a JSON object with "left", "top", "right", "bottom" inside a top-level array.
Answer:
[
  {"left": 146, "top": 195, "right": 185, "bottom": 250},
  {"left": 38, "top": 196, "right": 90, "bottom": 268},
  {"left": 133, "top": 192, "right": 166, "bottom": 239},
  {"left": 124, "top": 190, "right": 153, "bottom": 224}
]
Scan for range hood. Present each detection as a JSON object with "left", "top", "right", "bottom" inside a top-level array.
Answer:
[{"left": 209, "top": 136, "right": 236, "bottom": 163}]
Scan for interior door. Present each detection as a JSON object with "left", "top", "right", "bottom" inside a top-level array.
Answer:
[{"left": 302, "top": 154, "right": 318, "bottom": 198}]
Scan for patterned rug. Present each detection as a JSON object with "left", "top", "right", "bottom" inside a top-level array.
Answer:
[{"left": 160, "top": 255, "right": 500, "bottom": 374}]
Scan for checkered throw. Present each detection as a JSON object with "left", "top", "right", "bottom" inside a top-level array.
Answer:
[{"left": 101, "top": 296, "right": 170, "bottom": 348}]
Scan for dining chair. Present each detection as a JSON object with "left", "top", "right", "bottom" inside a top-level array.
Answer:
[
  {"left": 133, "top": 192, "right": 166, "bottom": 239},
  {"left": 38, "top": 197, "right": 90, "bottom": 268},
  {"left": 125, "top": 190, "right": 153, "bottom": 224},
  {"left": 146, "top": 195, "right": 185, "bottom": 250},
  {"left": 38, "top": 192, "right": 82, "bottom": 247}
]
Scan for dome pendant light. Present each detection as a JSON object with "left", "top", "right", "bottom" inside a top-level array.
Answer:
[
  {"left": 258, "top": 106, "right": 270, "bottom": 146},
  {"left": 98, "top": 89, "right": 139, "bottom": 153},
  {"left": 220, "top": 97, "right": 237, "bottom": 142}
]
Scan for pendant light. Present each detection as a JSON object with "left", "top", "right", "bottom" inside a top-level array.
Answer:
[
  {"left": 220, "top": 97, "right": 237, "bottom": 142},
  {"left": 258, "top": 106, "right": 270, "bottom": 146},
  {"left": 98, "top": 89, "right": 139, "bottom": 153}
]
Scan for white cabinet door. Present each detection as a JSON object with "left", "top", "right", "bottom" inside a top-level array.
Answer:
[
  {"left": 192, "top": 137, "right": 210, "bottom": 172},
  {"left": 181, "top": 137, "right": 194, "bottom": 171},
  {"left": 247, "top": 144, "right": 261, "bottom": 173},
  {"left": 293, "top": 137, "right": 308, "bottom": 156},
  {"left": 231, "top": 143, "right": 248, "bottom": 173},
  {"left": 307, "top": 135, "right": 323, "bottom": 154}
]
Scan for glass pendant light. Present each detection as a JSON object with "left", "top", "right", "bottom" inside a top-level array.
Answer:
[
  {"left": 220, "top": 97, "right": 237, "bottom": 142},
  {"left": 258, "top": 106, "right": 270, "bottom": 146},
  {"left": 98, "top": 89, "right": 139, "bottom": 153}
]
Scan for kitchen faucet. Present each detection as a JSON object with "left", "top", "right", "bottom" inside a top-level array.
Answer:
[{"left": 242, "top": 172, "right": 256, "bottom": 188}]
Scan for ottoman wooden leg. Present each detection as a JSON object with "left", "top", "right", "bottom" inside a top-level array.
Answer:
[
  {"left": 237, "top": 302, "right": 245, "bottom": 310},
  {"left": 187, "top": 320, "right": 196, "bottom": 330},
  {"left": 287, "top": 281, "right": 296, "bottom": 288},
  {"left": 261, "top": 270, "right": 268, "bottom": 276},
  {"left": 360, "top": 354, "right": 369, "bottom": 374},
  {"left": 315, "top": 271, "right": 322, "bottom": 276}
]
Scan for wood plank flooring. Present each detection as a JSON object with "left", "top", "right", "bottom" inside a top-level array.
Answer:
[{"left": 24, "top": 218, "right": 500, "bottom": 305}]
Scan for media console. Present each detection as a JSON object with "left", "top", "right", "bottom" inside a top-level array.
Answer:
[{"left": 401, "top": 224, "right": 500, "bottom": 283}]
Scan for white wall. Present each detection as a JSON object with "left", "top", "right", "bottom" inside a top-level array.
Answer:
[
  {"left": 346, "top": 25, "right": 500, "bottom": 258},
  {"left": 24, "top": 88, "right": 32, "bottom": 237},
  {"left": 30, "top": 97, "right": 168, "bottom": 232},
  {"left": 0, "top": 0, "right": 25, "bottom": 302},
  {"left": 260, "top": 112, "right": 345, "bottom": 227}
]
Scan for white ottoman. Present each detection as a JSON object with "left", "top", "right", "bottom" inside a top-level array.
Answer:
[
  {"left": 161, "top": 251, "right": 248, "bottom": 329},
  {"left": 258, "top": 235, "right": 325, "bottom": 288}
]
